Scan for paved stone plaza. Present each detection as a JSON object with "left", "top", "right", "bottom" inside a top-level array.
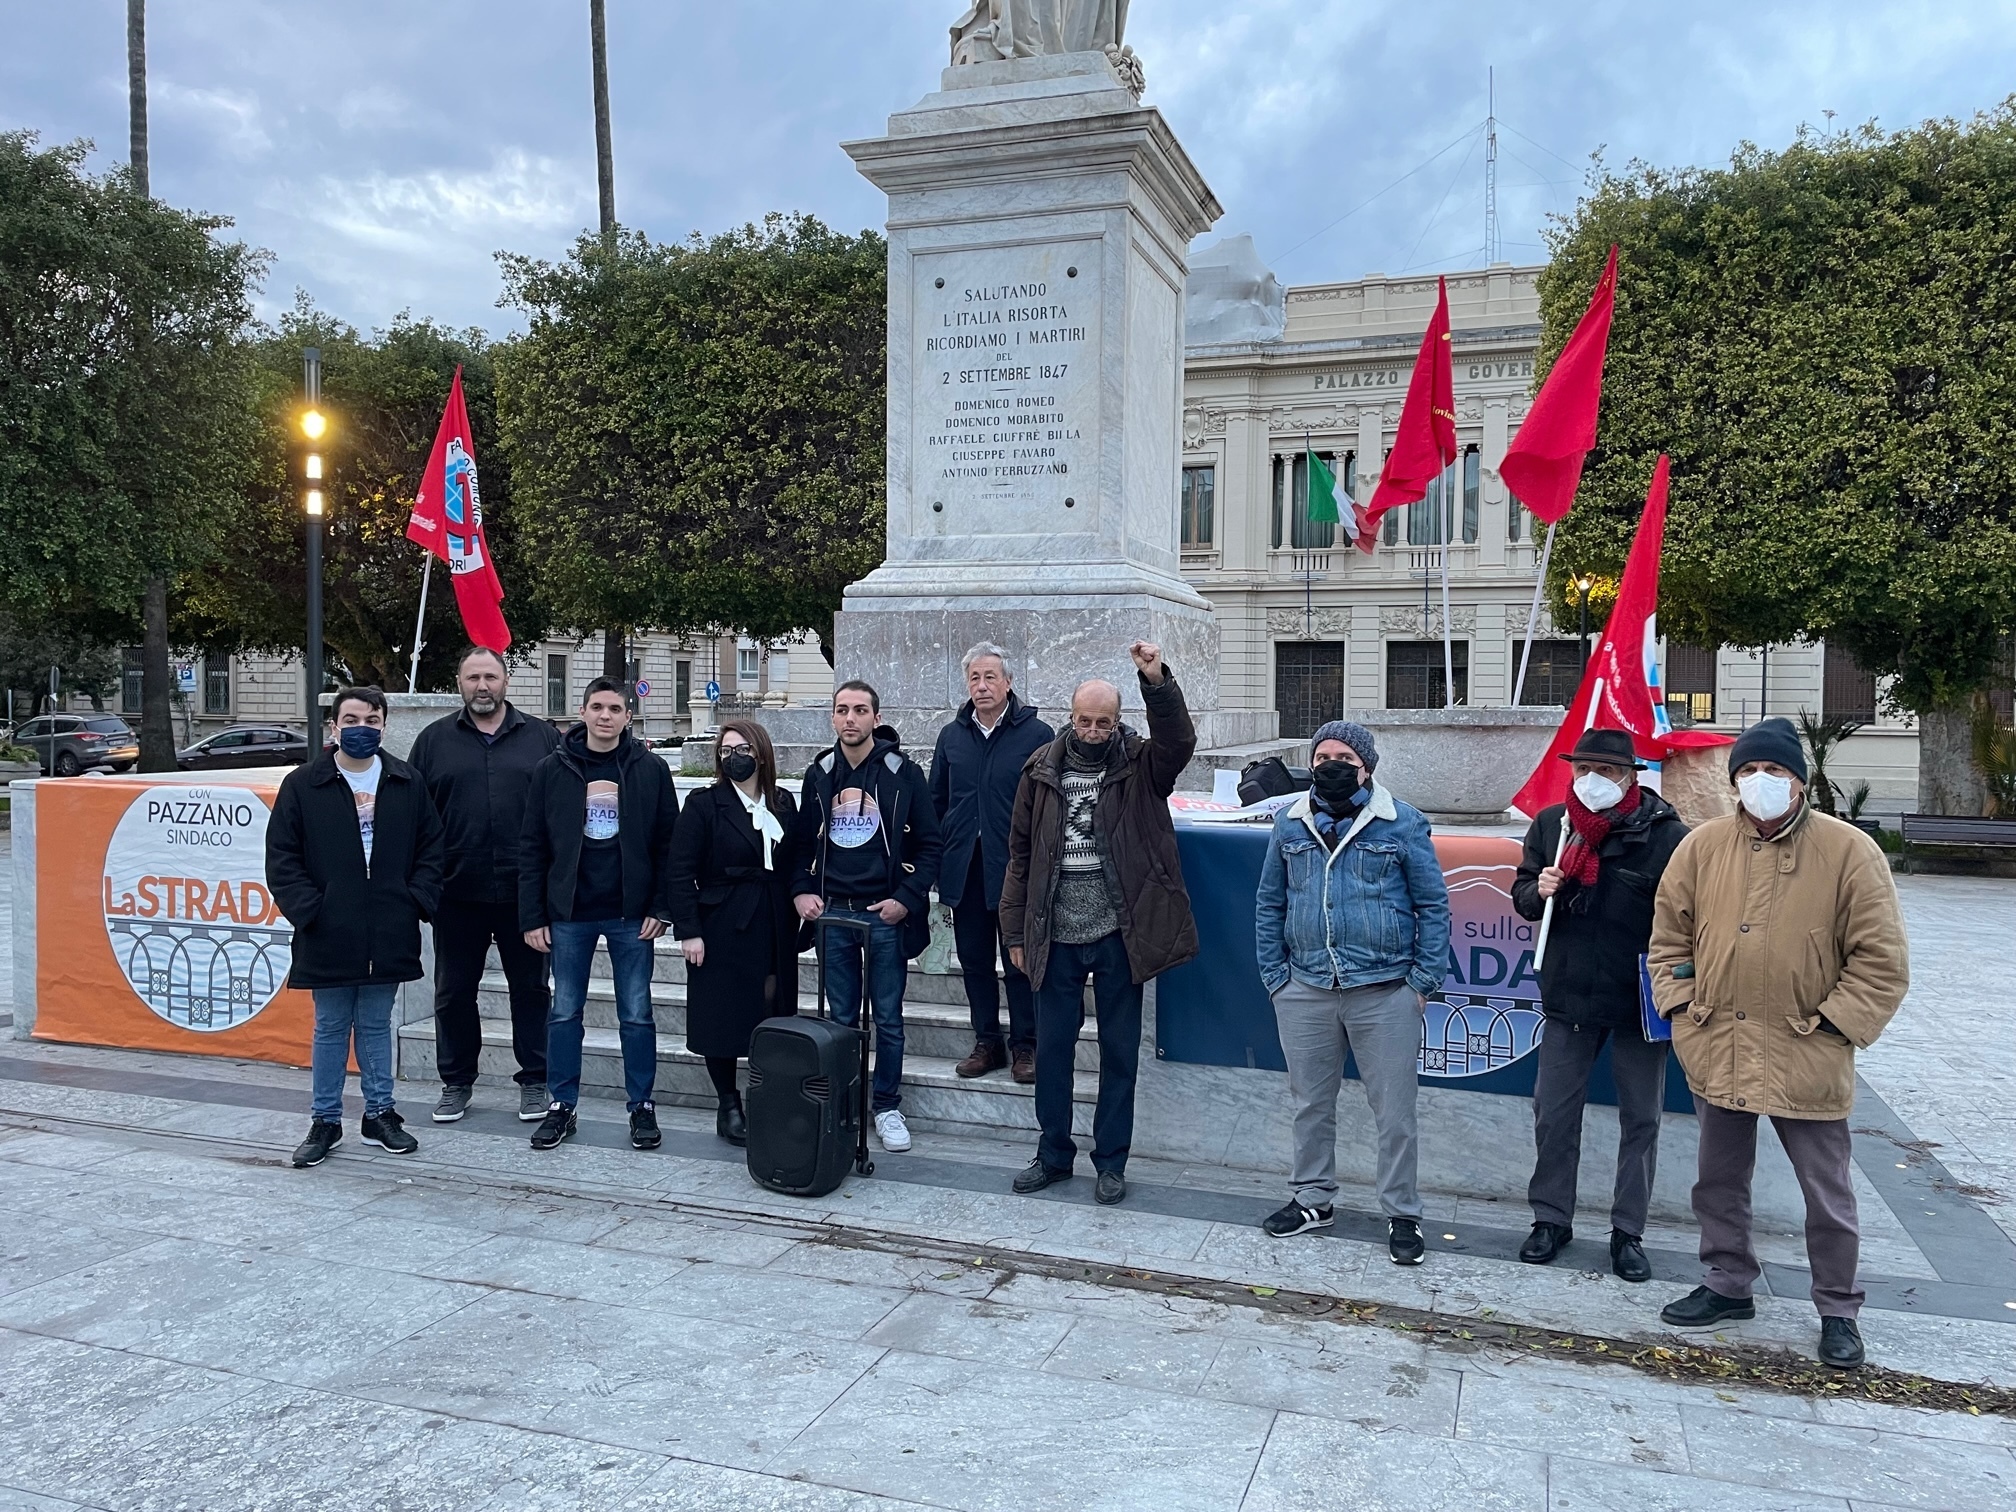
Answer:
[{"left": 2, "top": 833, "right": 2013, "bottom": 1510}]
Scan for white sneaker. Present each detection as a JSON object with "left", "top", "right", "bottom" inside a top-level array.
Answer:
[{"left": 874, "top": 1109, "right": 912, "bottom": 1153}]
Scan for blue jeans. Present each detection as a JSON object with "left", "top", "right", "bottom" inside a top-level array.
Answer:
[
  {"left": 547, "top": 920, "right": 658, "bottom": 1111},
  {"left": 311, "top": 984, "right": 399, "bottom": 1122},
  {"left": 1035, "top": 931, "right": 1143, "bottom": 1176},
  {"left": 819, "top": 907, "right": 907, "bottom": 1114}
]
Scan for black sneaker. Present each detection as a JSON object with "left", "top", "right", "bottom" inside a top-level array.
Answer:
[
  {"left": 630, "top": 1103, "right": 662, "bottom": 1150},
  {"left": 1262, "top": 1199, "right": 1335, "bottom": 1238},
  {"left": 291, "top": 1120, "right": 342, "bottom": 1168},
  {"left": 361, "top": 1110, "right": 418, "bottom": 1155},
  {"left": 530, "top": 1104, "right": 577, "bottom": 1150},
  {"left": 1012, "top": 1158, "right": 1072, "bottom": 1194},
  {"left": 1660, "top": 1284, "right": 1756, "bottom": 1327},
  {"left": 1818, "top": 1316, "right": 1865, "bottom": 1369},
  {"left": 1388, "top": 1217, "right": 1426, "bottom": 1266}
]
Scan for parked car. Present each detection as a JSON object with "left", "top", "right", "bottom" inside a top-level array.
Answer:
[
  {"left": 15, "top": 715, "right": 140, "bottom": 776},
  {"left": 176, "top": 725, "right": 312, "bottom": 771}
]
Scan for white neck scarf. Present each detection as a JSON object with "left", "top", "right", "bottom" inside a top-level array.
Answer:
[{"left": 734, "top": 783, "right": 784, "bottom": 870}]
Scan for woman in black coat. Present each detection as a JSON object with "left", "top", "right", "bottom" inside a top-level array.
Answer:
[{"left": 666, "top": 718, "right": 799, "bottom": 1144}]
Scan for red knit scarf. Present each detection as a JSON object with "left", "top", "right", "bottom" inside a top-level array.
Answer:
[{"left": 1561, "top": 781, "right": 1643, "bottom": 887}]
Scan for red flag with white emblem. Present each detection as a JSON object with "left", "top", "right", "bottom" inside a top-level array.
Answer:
[{"left": 405, "top": 368, "right": 511, "bottom": 652}]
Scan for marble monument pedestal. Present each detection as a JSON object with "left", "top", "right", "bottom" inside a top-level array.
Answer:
[{"left": 831, "top": 49, "right": 1273, "bottom": 760}]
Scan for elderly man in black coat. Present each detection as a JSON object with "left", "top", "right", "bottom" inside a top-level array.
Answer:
[
  {"left": 1511, "top": 727, "right": 1689, "bottom": 1282},
  {"left": 930, "top": 643, "right": 1054, "bottom": 1083}
]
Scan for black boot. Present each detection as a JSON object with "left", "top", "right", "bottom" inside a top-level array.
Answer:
[
  {"left": 717, "top": 1091, "right": 747, "bottom": 1147},
  {"left": 1610, "top": 1230, "right": 1652, "bottom": 1283}
]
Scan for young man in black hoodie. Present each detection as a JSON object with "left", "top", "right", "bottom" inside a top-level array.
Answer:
[
  {"left": 520, "top": 677, "right": 680, "bottom": 1152},
  {"left": 1510, "top": 727, "right": 1689, "bottom": 1281},
  {"left": 268, "top": 685, "right": 445, "bottom": 1168},
  {"left": 791, "top": 679, "right": 942, "bottom": 1154},
  {"left": 409, "top": 646, "right": 561, "bottom": 1124}
]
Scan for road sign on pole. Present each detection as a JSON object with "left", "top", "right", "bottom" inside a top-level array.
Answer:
[
  {"left": 634, "top": 679, "right": 650, "bottom": 699},
  {"left": 705, "top": 679, "right": 721, "bottom": 701}
]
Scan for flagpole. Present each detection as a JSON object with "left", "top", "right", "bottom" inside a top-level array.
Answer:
[
  {"left": 1533, "top": 674, "right": 1602, "bottom": 970},
  {"left": 1439, "top": 474, "right": 1456, "bottom": 706},
  {"left": 406, "top": 552, "right": 433, "bottom": 694},
  {"left": 1511, "top": 519, "right": 1558, "bottom": 706}
]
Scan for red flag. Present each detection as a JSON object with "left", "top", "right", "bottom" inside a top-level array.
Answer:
[
  {"left": 1499, "top": 245, "right": 1617, "bottom": 525},
  {"left": 1510, "top": 455, "right": 1730, "bottom": 817},
  {"left": 406, "top": 368, "right": 512, "bottom": 652},
  {"left": 1358, "top": 276, "right": 1457, "bottom": 552}
]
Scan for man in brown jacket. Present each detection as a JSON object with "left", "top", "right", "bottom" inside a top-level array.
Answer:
[
  {"left": 1649, "top": 717, "right": 1908, "bottom": 1368},
  {"left": 1001, "top": 640, "right": 1198, "bottom": 1206}
]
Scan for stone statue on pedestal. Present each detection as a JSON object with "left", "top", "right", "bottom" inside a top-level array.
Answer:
[{"left": 950, "top": 0, "right": 1130, "bottom": 64}]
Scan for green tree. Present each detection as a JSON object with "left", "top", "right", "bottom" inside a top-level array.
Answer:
[
  {"left": 1539, "top": 105, "right": 2016, "bottom": 812},
  {"left": 0, "top": 132, "right": 263, "bottom": 750},
  {"left": 495, "top": 214, "right": 886, "bottom": 659},
  {"left": 182, "top": 300, "right": 551, "bottom": 692},
  {"left": 0, "top": 610, "right": 122, "bottom": 718}
]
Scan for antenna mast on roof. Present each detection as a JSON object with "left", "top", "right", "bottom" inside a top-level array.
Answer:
[{"left": 1484, "top": 67, "right": 1501, "bottom": 264}]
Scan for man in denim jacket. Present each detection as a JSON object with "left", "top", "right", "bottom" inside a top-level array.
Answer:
[{"left": 1254, "top": 720, "right": 1451, "bottom": 1265}]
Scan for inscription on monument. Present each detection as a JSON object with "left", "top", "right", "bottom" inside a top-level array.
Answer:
[{"left": 914, "top": 244, "right": 1100, "bottom": 535}]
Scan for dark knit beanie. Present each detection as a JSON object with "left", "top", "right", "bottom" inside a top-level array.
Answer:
[
  {"left": 1726, "top": 716, "right": 1807, "bottom": 782},
  {"left": 1310, "top": 720, "right": 1378, "bottom": 772}
]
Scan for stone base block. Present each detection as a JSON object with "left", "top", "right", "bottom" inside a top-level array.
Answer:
[{"left": 1348, "top": 707, "right": 1563, "bottom": 819}]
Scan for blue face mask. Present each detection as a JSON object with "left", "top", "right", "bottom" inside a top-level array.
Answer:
[{"left": 338, "top": 725, "right": 382, "bottom": 759}]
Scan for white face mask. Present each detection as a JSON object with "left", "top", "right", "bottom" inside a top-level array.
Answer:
[
  {"left": 1737, "top": 770, "right": 1796, "bottom": 823},
  {"left": 1572, "top": 772, "right": 1626, "bottom": 812}
]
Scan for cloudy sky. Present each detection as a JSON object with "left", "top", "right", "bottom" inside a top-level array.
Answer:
[{"left": 4, "top": 1, "right": 2012, "bottom": 335}]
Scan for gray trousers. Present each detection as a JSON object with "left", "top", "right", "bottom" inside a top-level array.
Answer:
[
  {"left": 1694, "top": 1097, "right": 1864, "bottom": 1319},
  {"left": 1527, "top": 1020, "right": 1669, "bottom": 1237},
  {"left": 1274, "top": 978, "right": 1422, "bottom": 1218}
]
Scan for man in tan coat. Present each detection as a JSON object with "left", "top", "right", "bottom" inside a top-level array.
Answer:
[{"left": 1649, "top": 717, "right": 1908, "bottom": 1369}]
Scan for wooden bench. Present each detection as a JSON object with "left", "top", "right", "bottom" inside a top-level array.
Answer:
[{"left": 1899, "top": 813, "right": 2016, "bottom": 872}]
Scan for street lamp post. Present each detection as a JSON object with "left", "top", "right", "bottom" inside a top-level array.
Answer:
[
  {"left": 301, "top": 347, "right": 326, "bottom": 737},
  {"left": 1575, "top": 574, "right": 1594, "bottom": 671}
]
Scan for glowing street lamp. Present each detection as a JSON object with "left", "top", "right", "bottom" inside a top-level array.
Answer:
[
  {"left": 301, "top": 351, "right": 327, "bottom": 734},
  {"left": 1575, "top": 574, "right": 1595, "bottom": 670}
]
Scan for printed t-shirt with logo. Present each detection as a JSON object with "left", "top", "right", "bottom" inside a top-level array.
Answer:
[
  {"left": 821, "top": 752, "right": 892, "bottom": 901},
  {"left": 571, "top": 749, "right": 625, "bottom": 920},
  {"left": 339, "top": 757, "right": 383, "bottom": 866}
]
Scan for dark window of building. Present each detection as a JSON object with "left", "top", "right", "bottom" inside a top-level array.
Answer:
[
  {"left": 1271, "top": 455, "right": 1284, "bottom": 549},
  {"left": 1461, "top": 447, "right": 1480, "bottom": 543},
  {"left": 1510, "top": 639, "right": 1582, "bottom": 706},
  {"left": 203, "top": 653, "right": 231, "bottom": 715},
  {"left": 1822, "top": 643, "right": 1877, "bottom": 725},
  {"left": 545, "top": 653, "right": 569, "bottom": 717},
  {"left": 1381, "top": 450, "right": 1399, "bottom": 545},
  {"left": 1181, "top": 465, "right": 1215, "bottom": 547},
  {"left": 1276, "top": 642, "right": 1347, "bottom": 738},
  {"left": 1508, "top": 489, "right": 1526, "bottom": 543},
  {"left": 675, "top": 659, "right": 692, "bottom": 715},
  {"left": 1273, "top": 453, "right": 1336, "bottom": 551},
  {"left": 120, "top": 647, "right": 143, "bottom": 714},
  {"left": 1408, "top": 462, "right": 1453, "bottom": 546},
  {"left": 1387, "top": 640, "right": 1468, "bottom": 708},
  {"left": 1664, "top": 641, "right": 1717, "bottom": 726}
]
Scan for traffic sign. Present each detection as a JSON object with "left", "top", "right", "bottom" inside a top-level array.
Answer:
[
  {"left": 634, "top": 679, "right": 650, "bottom": 699},
  {"left": 705, "top": 680, "right": 721, "bottom": 701}
]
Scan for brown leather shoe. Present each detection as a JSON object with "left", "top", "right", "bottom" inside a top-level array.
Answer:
[
  {"left": 1011, "top": 1050, "right": 1036, "bottom": 1084},
  {"left": 955, "top": 1041, "right": 1008, "bottom": 1079}
]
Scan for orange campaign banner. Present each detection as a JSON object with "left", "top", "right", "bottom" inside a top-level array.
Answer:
[{"left": 35, "top": 777, "right": 316, "bottom": 1066}]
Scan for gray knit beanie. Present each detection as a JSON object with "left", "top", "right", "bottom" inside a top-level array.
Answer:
[{"left": 1310, "top": 720, "right": 1378, "bottom": 772}]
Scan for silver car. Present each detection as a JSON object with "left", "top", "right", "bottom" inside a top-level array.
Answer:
[{"left": 14, "top": 714, "right": 140, "bottom": 776}]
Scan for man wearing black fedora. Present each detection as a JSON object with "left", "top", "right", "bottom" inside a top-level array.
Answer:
[{"left": 1511, "top": 727, "right": 1689, "bottom": 1281}]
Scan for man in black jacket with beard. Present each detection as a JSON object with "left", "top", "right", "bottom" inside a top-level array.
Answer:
[
  {"left": 520, "top": 678, "right": 680, "bottom": 1153},
  {"left": 1511, "top": 727, "right": 1689, "bottom": 1281},
  {"left": 409, "top": 647, "right": 561, "bottom": 1124},
  {"left": 931, "top": 643, "right": 1054, "bottom": 1084},
  {"left": 792, "top": 680, "right": 942, "bottom": 1156}
]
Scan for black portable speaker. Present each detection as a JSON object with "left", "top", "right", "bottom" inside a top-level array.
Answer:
[
  {"left": 1237, "top": 755, "right": 1312, "bottom": 808},
  {"left": 745, "top": 915, "right": 874, "bottom": 1197}
]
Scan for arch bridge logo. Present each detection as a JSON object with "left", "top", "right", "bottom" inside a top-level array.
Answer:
[{"left": 100, "top": 786, "right": 291, "bottom": 1032}]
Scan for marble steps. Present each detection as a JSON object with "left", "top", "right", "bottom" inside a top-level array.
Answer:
[
  {"left": 394, "top": 1019, "right": 1098, "bottom": 1140},
  {"left": 469, "top": 969, "right": 1102, "bottom": 1072},
  {"left": 584, "top": 945, "right": 974, "bottom": 1008}
]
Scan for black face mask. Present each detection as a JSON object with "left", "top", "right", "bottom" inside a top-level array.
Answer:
[
  {"left": 1066, "top": 731, "right": 1113, "bottom": 767},
  {"left": 1309, "top": 759, "right": 1368, "bottom": 812},
  {"left": 721, "top": 750, "right": 757, "bottom": 783}
]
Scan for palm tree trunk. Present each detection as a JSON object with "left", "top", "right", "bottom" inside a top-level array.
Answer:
[{"left": 129, "top": 0, "right": 176, "bottom": 771}]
